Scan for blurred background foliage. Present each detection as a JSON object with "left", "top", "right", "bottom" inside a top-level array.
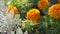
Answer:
[
  {"left": 4, "top": 0, "right": 48, "bottom": 17},
  {"left": 4, "top": 0, "right": 60, "bottom": 34}
]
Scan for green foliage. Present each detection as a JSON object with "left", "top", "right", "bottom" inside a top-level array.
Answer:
[{"left": 4, "top": 0, "right": 60, "bottom": 34}]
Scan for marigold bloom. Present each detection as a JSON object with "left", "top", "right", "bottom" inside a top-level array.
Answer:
[
  {"left": 48, "top": 4, "right": 60, "bottom": 19},
  {"left": 7, "top": 5, "right": 18, "bottom": 17},
  {"left": 38, "top": 0, "right": 49, "bottom": 10},
  {"left": 27, "top": 9, "right": 40, "bottom": 21}
]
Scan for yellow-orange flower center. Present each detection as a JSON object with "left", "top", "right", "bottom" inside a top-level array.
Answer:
[
  {"left": 48, "top": 4, "right": 60, "bottom": 19},
  {"left": 27, "top": 9, "right": 40, "bottom": 21}
]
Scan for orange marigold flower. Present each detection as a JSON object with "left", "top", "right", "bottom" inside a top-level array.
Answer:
[
  {"left": 7, "top": 5, "right": 18, "bottom": 17},
  {"left": 48, "top": 4, "right": 60, "bottom": 19},
  {"left": 27, "top": 9, "right": 40, "bottom": 21},
  {"left": 38, "top": 0, "right": 50, "bottom": 10}
]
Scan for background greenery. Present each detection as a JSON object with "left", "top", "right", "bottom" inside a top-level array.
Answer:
[{"left": 4, "top": 0, "right": 60, "bottom": 34}]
